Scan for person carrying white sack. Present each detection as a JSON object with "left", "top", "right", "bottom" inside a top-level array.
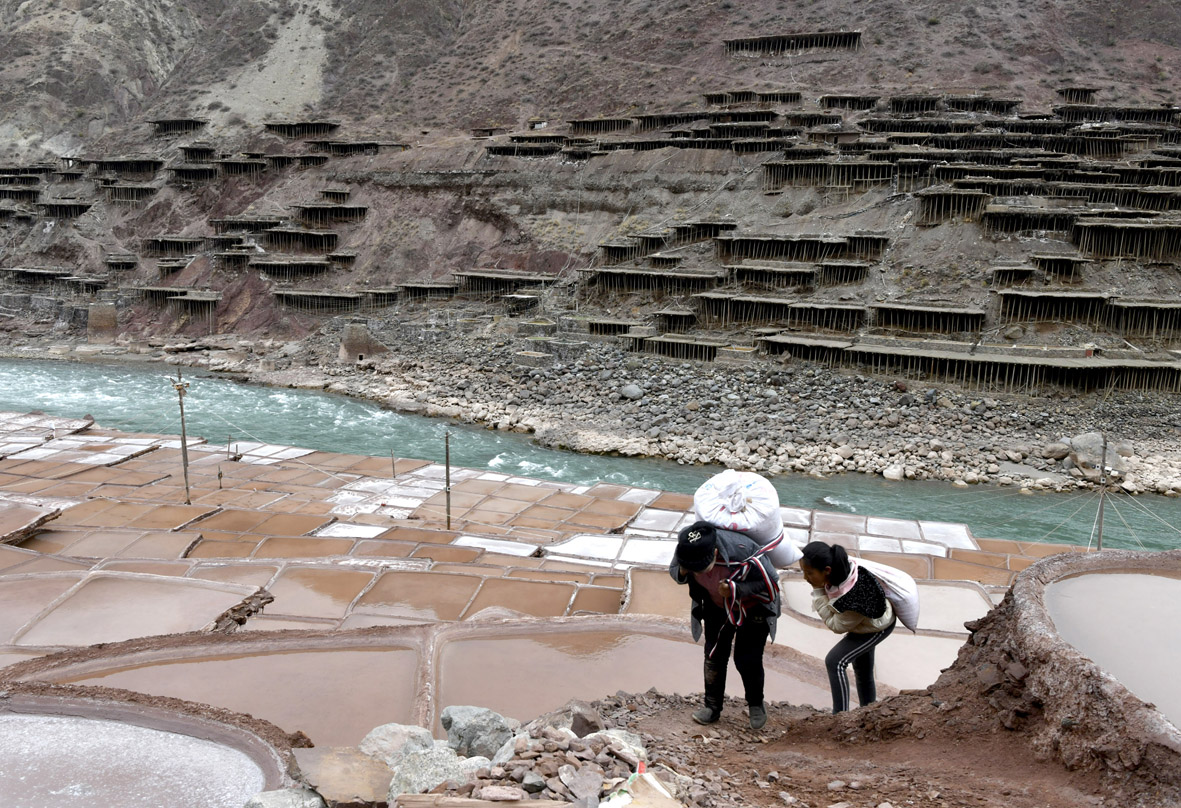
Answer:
[
  {"left": 693, "top": 469, "right": 803, "bottom": 568},
  {"left": 799, "top": 540, "right": 897, "bottom": 714}
]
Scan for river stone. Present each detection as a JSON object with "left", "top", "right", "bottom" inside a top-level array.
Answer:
[
  {"left": 620, "top": 384, "right": 644, "bottom": 400},
  {"left": 882, "top": 465, "right": 905, "bottom": 481},
  {"left": 243, "top": 788, "right": 326, "bottom": 808},
  {"left": 441, "top": 705, "right": 521, "bottom": 759},
  {"left": 521, "top": 771, "right": 547, "bottom": 793},
  {"left": 358, "top": 722, "right": 435, "bottom": 768},
  {"left": 388, "top": 746, "right": 490, "bottom": 798},
  {"left": 525, "top": 699, "right": 605, "bottom": 738},
  {"left": 490, "top": 731, "right": 529, "bottom": 766},
  {"left": 559, "top": 763, "right": 604, "bottom": 800},
  {"left": 1042, "top": 441, "right": 1071, "bottom": 460},
  {"left": 476, "top": 784, "right": 527, "bottom": 801}
]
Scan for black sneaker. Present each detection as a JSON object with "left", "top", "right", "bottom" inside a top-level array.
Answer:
[
  {"left": 691, "top": 706, "right": 721, "bottom": 725},
  {"left": 748, "top": 703, "right": 767, "bottom": 730}
]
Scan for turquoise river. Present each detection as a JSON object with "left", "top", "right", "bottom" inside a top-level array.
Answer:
[{"left": 1, "top": 358, "right": 1178, "bottom": 552}]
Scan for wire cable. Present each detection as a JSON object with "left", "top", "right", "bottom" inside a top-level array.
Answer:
[
  {"left": 1103, "top": 495, "right": 1148, "bottom": 551},
  {"left": 1029, "top": 490, "right": 1103, "bottom": 544}
]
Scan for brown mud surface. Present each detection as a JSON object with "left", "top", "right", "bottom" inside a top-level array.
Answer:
[{"left": 630, "top": 695, "right": 1107, "bottom": 808}]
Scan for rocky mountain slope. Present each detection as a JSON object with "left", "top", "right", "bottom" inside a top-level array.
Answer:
[
  {"left": 2, "top": 1, "right": 1181, "bottom": 373},
  {"left": 3, "top": 0, "right": 1180, "bottom": 155}
]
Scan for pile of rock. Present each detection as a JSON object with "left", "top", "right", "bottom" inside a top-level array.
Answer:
[
  {"left": 244, "top": 701, "right": 661, "bottom": 807},
  {"left": 432, "top": 702, "right": 650, "bottom": 804}
]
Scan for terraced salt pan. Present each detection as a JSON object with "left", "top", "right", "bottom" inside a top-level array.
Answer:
[
  {"left": 0, "top": 714, "right": 265, "bottom": 808},
  {"left": 11, "top": 572, "right": 256, "bottom": 647},
  {"left": 354, "top": 571, "right": 483, "bottom": 621},
  {"left": 58, "top": 647, "right": 419, "bottom": 747},
  {"left": 438, "top": 630, "right": 831, "bottom": 723},
  {"left": 1046, "top": 572, "right": 1181, "bottom": 729}
]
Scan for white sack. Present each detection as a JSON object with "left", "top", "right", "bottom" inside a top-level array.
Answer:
[
  {"left": 857, "top": 558, "right": 921, "bottom": 632},
  {"left": 693, "top": 470, "right": 801, "bottom": 567}
]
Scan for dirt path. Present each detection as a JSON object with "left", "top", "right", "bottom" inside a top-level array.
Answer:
[{"left": 629, "top": 695, "right": 1108, "bottom": 808}]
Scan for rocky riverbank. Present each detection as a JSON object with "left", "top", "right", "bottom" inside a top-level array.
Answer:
[{"left": 7, "top": 320, "right": 1181, "bottom": 497}]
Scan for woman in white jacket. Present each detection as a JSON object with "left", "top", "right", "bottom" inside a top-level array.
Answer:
[{"left": 799, "top": 541, "right": 896, "bottom": 713}]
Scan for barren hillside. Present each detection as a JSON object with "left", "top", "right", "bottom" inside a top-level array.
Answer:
[
  {"left": 2, "top": 0, "right": 1180, "bottom": 154},
  {"left": 1, "top": 0, "right": 1181, "bottom": 379}
]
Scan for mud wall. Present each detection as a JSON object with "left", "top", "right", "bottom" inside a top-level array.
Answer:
[{"left": 932, "top": 549, "right": 1181, "bottom": 805}]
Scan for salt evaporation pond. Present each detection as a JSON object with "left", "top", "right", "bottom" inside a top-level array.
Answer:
[
  {"left": 58, "top": 647, "right": 420, "bottom": 747},
  {"left": 0, "top": 714, "right": 265, "bottom": 808},
  {"left": 3, "top": 357, "right": 1180, "bottom": 550},
  {"left": 52, "top": 630, "right": 826, "bottom": 744},
  {"left": 1045, "top": 572, "right": 1181, "bottom": 729},
  {"left": 437, "top": 630, "right": 830, "bottom": 724}
]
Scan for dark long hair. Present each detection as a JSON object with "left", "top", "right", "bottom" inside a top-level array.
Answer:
[{"left": 801, "top": 541, "right": 852, "bottom": 586}]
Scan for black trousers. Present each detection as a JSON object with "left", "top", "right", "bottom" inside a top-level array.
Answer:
[
  {"left": 701, "top": 599, "right": 770, "bottom": 711},
  {"left": 825, "top": 619, "right": 895, "bottom": 713}
]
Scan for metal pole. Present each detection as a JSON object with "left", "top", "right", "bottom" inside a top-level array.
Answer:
[
  {"left": 172, "top": 370, "right": 192, "bottom": 505},
  {"left": 444, "top": 431, "right": 452, "bottom": 530},
  {"left": 1096, "top": 435, "right": 1108, "bottom": 551}
]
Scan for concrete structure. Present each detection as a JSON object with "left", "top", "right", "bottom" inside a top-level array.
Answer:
[
  {"left": 338, "top": 321, "right": 390, "bottom": 363},
  {"left": 86, "top": 302, "right": 118, "bottom": 343}
]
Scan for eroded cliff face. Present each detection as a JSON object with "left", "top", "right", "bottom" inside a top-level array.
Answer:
[
  {"left": 0, "top": 0, "right": 212, "bottom": 153},
  {"left": 0, "top": 143, "right": 780, "bottom": 342}
]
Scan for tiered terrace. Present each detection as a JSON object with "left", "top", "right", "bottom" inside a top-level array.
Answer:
[{"left": 0, "top": 409, "right": 1085, "bottom": 745}]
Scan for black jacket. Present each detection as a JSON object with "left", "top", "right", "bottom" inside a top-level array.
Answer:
[{"left": 668, "top": 526, "right": 781, "bottom": 642}]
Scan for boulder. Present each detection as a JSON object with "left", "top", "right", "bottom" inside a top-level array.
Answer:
[
  {"left": 490, "top": 731, "right": 530, "bottom": 767},
  {"left": 620, "top": 384, "right": 644, "bottom": 400},
  {"left": 1042, "top": 442, "right": 1071, "bottom": 460},
  {"left": 559, "top": 763, "right": 604, "bottom": 801},
  {"left": 525, "top": 699, "right": 606, "bottom": 739},
  {"left": 293, "top": 747, "right": 393, "bottom": 807},
  {"left": 358, "top": 722, "right": 435, "bottom": 768},
  {"left": 387, "top": 746, "right": 490, "bottom": 799},
  {"left": 1068, "top": 432, "right": 1129, "bottom": 472},
  {"left": 441, "top": 705, "right": 521, "bottom": 759}
]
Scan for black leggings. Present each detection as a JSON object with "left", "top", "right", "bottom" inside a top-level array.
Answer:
[
  {"left": 702, "top": 600, "right": 770, "bottom": 711},
  {"left": 825, "top": 620, "right": 895, "bottom": 713}
]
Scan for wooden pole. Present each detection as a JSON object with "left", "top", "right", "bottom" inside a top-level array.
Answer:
[
  {"left": 445, "top": 431, "right": 452, "bottom": 530},
  {"left": 172, "top": 370, "right": 192, "bottom": 505}
]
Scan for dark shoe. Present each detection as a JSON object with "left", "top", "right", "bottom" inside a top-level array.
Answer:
[
  {"left": 691, "top": 707, "right": 720, "bottom": 725},
  {"left": 748, "top": 703, "right": 767, "bottom": 730}
]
